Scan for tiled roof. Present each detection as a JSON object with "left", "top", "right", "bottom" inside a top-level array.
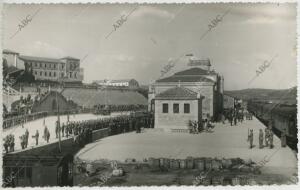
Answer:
[
  {"left": 61, "top": 56, "right": 79, "bottom": 60},
  {"left": 155, "top": 86, "right": 198, "bottom": 100},
  {"left": 111, "top": 79, "right": 134, "bottom": 83},
  {"left": 19, "top": 55, "right": 63, "bottom": 63},
  {"left": 174, "top": 67, "right": 215, "bottom": 76},
  {"left": 188, "top": 59, "right": 211, "bottom": 66},
  {"left": 156, "top": 75, "right": 214, "bottom": 83},
  {"left": 3, "top": 49, "right": 19, "bottom": 54}
]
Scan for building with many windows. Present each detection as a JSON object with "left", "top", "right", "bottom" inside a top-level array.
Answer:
[{"left": 2, "top": 49, "right": 84, "bottom": 83}]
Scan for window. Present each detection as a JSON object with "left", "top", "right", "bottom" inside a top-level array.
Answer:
[
  {"left": 40, "top": 71, "right": 42, "bottom": 76},
  {"left": 54, "top": 64, "right": 56, "bottom": 69},
  {"left": 35, "top": 63, "right": 37, "bottom": 67},
  {"left": 39, "top": 63, "right": 41, "bottom": 67},
  {"left": 162, "top": 103, "right": 168, "bottom": 113},
  {"left": 45, "top": 71, "right": 47, "bottom": 76},
  {"left": 173, "top": 103, "right": 179, "bottom": 113},
  {"left": 49, "top": 72, "right": 52, "bottom": 77},
  {"left": 54, "top": 72, "right": 56, "bottom": 77},
  {"left": 184, "top": 103, "right": 190, "bottom": 113},
  {"left": 34, "top": 71, "right": 37, "bottom": 75},
  {"left": 74, "top": 72, "right": 77, "bottom": 78}
]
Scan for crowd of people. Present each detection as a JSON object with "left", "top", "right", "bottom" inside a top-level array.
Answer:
[
  {"left": 188, "top": 108, "right": 253, "bottom": 134},
  {"left": 93, "top": 104, "right": 147, "bottom": 114},
  {"left": 188, "top": 118, "right": 215, "bottom": 134},
  {"left": 223, "top": 108, "right": 253, "bottom": 126},
  {"left": 3, "top": 112, "right": 47, "bottom": 129},
  {"left": 3, "top": 112, "right": 154, "bottom": 154}
]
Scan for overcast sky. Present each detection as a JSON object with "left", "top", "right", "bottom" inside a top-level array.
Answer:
[{"left": 3, "top": 3, "right": 296, "bottom": 90}]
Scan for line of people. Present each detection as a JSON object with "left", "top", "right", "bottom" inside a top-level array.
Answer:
[
  {"left": 4, "top": 113, "right": 154, "bottom": 153},
  {"left": 223, "top": 108, "right": 253, "bottom": 126},
  {"left": 248, "top": 127, "right": 275, "bottom": 149}
]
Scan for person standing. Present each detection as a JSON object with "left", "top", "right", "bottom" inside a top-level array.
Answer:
[
  {"left": 269, "top": 130, "right": 274, "bottom": 149},
  {"left": 264, "top": 128, "right": 269, "bottom": 147},
  {"left": 46, "top": 128, "right": 50, "bottom": 143},
  {"left": 4, "top": 137, "right": 9, "bottom": 153},
  {"left": 229, "top": 113, "right": 233, "bottom": 126},
  {"left": 20, "top": 135, "right": 25, "bottom": 149},
  {"left": 233, "top": 111, "right": 237, "bottom": 126},
  {"left": 281, "top": 129, "right": 287, "bottom": 147},
  {"left": 10, "top": 135, "right": 15, "bottom": 152},
  {"left": 259, "top": 129, "right": 264, "bottom": 149},
  {"left": 43, "top": 125, "right": 48, "bottom": 141},
  {"left": 61, "top": 123, "right": 65, "bottom": 137},
  {"left": 249, "top": 129, "right": 254, "bottom": 149},
  {"left": 25, "top": 129, "right": 29, "bottom": 148},
  {"left": 32, "top": 130, "right": 39, "bottom": 146}
]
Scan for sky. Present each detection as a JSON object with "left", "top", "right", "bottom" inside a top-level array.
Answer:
[{"left": 2, "top": 3, "right": 297, "bottom": 90}]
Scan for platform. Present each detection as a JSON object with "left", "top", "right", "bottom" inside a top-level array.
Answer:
[
  {"left": 75, "top": 117, "right": 297, "bottom": 179},
  {"left": 3, "top": 112, "right": 128, "bottom": 153}
]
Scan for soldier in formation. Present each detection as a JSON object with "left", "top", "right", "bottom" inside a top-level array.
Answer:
[
  {"left": 248, "top": 129, "right": 254, "bottom": 149},
  {"left": 3, "top": 134, "right": 15, "bottom": 153},
  {"left": 264, "top": 128, "right": 269, "bottom": 147},
  {"left": 281, "top": 129, "right": 287, "bottom": 147},
  {"left": 32, "top": 130, "right": 39, "bottom": 146},
  {"left": 3, "top": 112, "right": 153, "bottom": 152},
  {"left": 43, "top": 126, "right": 50, "bottom": 143},
  {"left": 269, "top": 130, "right": 274, "bottom": 149},
  {"left": 259, "top": 129, "right": 264, "bottom": 149}
]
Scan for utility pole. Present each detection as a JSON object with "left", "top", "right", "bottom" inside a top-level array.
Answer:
[{"left": 56, "top": 81, "right": 62, "bottom": 153}]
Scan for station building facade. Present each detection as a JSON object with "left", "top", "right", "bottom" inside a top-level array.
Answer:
[
  {"left": 149, "top": 59, "right": 224, "bottom": 129},
  {"left": 154, "top": 86, "right": 204, "bottom": 130}
]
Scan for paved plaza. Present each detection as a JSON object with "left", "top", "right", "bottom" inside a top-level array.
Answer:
[{"left": 76, "top": 117, "right": 297, "bottom": 178}]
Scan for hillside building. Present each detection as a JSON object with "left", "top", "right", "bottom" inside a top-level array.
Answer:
[{"left": 2, "top": 49, "right": 84, "bottom": 83}]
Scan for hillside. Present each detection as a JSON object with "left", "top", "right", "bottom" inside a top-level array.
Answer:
[{"left": 225, "top": 87, "right": 297, "bottom": 105}]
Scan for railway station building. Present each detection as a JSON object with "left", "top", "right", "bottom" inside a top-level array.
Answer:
[{"left": 149, "top": 59, "right": 224, "bottom": 129}]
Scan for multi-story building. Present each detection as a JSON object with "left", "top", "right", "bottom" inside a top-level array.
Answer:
[
  {"left": 149, "top": 58, "right": 224, "bottom": 129},
  {"left": 2, "top": 49, "right": 84, "bottom": 83}
]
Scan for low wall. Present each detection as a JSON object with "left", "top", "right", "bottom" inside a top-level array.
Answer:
[
  {"left": 92, "top": 128, "right": 110, "bottom": 141},
  {"left": 10, "top": 128, "right": 110, "bottom": 156}
]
